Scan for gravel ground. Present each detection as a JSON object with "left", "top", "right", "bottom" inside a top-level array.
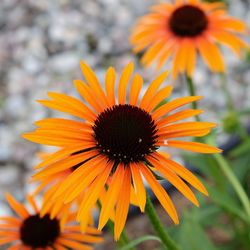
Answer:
[{"left": 0, "top": 0, "right": 249, "bottom": 249}]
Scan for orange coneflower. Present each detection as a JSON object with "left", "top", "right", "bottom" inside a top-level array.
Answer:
[
  {"left": 130, "top": 0, "right": 248, "bottom": 77},
  {"left": 0, "top": 193, "right": 103, "bottom": 249},
  {"left": 23, "top": 61, "right": 221, "bottom": 240}
]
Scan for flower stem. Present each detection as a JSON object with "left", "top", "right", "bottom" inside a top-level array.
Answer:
[
  {"left": 184, "top": 74, "right": 250, "bottom": 219},
  {"left": 210, "top": 142, "right": 250, "bottom": 219},
  {"left": 145, "top": 194, "right": 180, "bottom": 250}
]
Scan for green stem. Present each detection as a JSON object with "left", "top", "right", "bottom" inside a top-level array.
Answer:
[
  {"left": 184, "top": 74, "right": 250, "bottom": 220},
  {"left": 213, "top": 150, "right": 250, "bottom": 219},
  {"left": 220, "top": 73, "right": 250, "bottom": 142},
  {"left": 219, "top": 73, "right": 235, "bottom": 112},
  {"left": 186, "top": 75, "right": 197, "bottom": 109},
  {"left": 145, "top": 194, "right": 180, "bottom": 250}
]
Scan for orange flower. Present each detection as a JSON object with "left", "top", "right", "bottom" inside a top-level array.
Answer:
[
  {"left": 130, "top": 0, "right": 248, "bottom": 77},
  {"left": 23, "top": 61, "right": 221, "bottom": 240},
  {"left": 0, "top": 193, "right": 103, "bottom": 249}
]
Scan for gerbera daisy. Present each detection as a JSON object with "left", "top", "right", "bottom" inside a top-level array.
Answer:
[
  {"left": 130, "top": 0, "right": 248, "bottom": 77},
  {"left": 0, "top": 193, "right": 103, "bottom": 249},
  {"left": 23, "top": 61, "right": 221, "bottom": 240}
]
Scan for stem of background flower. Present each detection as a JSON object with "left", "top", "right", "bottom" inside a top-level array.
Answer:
[
  {"left": 219, "top": 73, "right": 234, "bottom": 112},
  {"left": 97, "top": 201, "right": 135, "bottom": 249},
  {"left": 184, "top": 74, "right": 250, "bottom": 220},
  {"left": 145, "top": 194, "right": 180, "bottom": 250},
  {"left": 220, "top": 73, "right": 250, "bottom": 141}
]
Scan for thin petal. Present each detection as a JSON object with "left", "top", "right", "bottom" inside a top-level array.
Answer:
[
  {"left": 148, "top": 157, "right": 199, "bottom": 206},
  {"left": 74, "top": 80, "right": 103, "bottom": 113},
  {"left": 130, "top": 163, "right": 146, "bottom": 212},
  {"left": 114, "top": 167, "right": 131, "bottom": 240},
  {"left": 118, "top": 62, "right": 134, "bottom": 104},
  {"left": 197, "top": 36, "right": 225, "bottom": 72},
  {"left": 77, "top": 162, "right": 113, "bottom": 231},
  {"left": 6, "top": 193, "right": 29, "bottom": 219},
  {"left": 129, "top": 74, "right": 143, "bottom": 106},
  {"left": 165, "top": 140, "right": 222, "bottom": 153},
  {"left": 80, "top": 60, "right": 108, "bottom": 107},
  {"left": 139, "top": 164, "right": 179, "bottom": 224},
  {"left": 105, "top": 67, "right": 116, "bottom": 106},
  {"left": 156, "top": 152, "right": 208, "bottom": 195},
  {"left": 140, "top": 71, "right": 168, "bottom": 109},
  {"left": 144, "top": 86, "right": 173, "bottom": 112},
  {"left": 152, "top": 96, "right": 202, "bottom": 120},
  {"left": 156, "top": 109, "right": 203, "bottom": 128},
  {"left": 98, "top": 165, "right": 125, "bottom": 230}
]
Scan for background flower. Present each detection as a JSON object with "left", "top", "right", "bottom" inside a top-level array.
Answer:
[
  {"left": 0, "top": 193, "right": 103, "bottom": 249},
  {"left": 130, "top": 0, "right": 248, "bottom": 77}
]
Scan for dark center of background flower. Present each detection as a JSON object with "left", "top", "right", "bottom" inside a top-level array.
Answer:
[
  {"left": 169, "top": 5, "right": 208, "bottom": 37},
  {"left": 20, "top": 214, "right": 60, "bottom": 248},
  {"left": 93, "top": 104, "right": 158, "bottom": 165}
]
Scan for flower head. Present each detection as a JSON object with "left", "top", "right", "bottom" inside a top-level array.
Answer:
[
  {"left": 130, "top": 0, "right": 248, "bottom": 77},
  {"left": 23, "top": 61, "right": 221, "bottom": 240},
  {"left": 0, "top": 193, "right": 102, "bottom": 249}
]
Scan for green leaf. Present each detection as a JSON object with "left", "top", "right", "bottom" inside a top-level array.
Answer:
[
  {"left": 206, "top": 185, "right": 249, "bottom": 224},
  {"left": 178, "top": 213, "right": 219, "bottom": 250},
  {"left": 119, "top": 235, "right": 162, "bottom": 250},
  {"left": 230, "top": 140, "right": 250, "bottom": 158}
]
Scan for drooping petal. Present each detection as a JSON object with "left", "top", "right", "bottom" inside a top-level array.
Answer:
[
  {"left": 147, "top": 156, "right": 199, "bottom": 206},
  {"left": 130, "top": 163, "right": 146, "bottom": 212},
  {"left": 114, "top": 167, "right": 131, "bottom": 240},
  {"left": 98, "top": 165, "right": 125, "bottom": 230},
  {"left": 139, "top": 164, "right": 179, "bottom": 224}
]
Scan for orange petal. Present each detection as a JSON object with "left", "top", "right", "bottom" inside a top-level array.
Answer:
[
  {"left": 74, "top": 80, "right": 103, "bottom": 113},
  {"left": 157, "top": 152, "right": 208, "bottom": 195},
  {"left": 141, "top": 39, "right": 166, "bottom": 67},
  {"left": 197, "top": 36, "right": 225, "bottom": 72},
  {"left": 35, "top": 118, "right": 92, "bottom": 132},
  {"left": 80, "top": 60, "right": 109, "bottom": 107},
  {"left": 49, "top": 92, "right": 96, "bottom": 121},
  {"left": 34, "top": 144, "right": 93, "bottom": 169},
  {"left": 152, "top": 96, "right": 202, "bottom": 120},
  {"left": 114, "top": 167, "right": 131, "bottom": 240},
  {"left": 98, "top": 165, "right": 125, "bottom": 230},
  {"left": 118, "top": 62, "right": 134, "bottom": 104},
  {"left": 6, "top": 193, "right": 29, "bottom": 219},
  {"left": 165, "top": 140, "right": 222, "bottom": 153},
  {"left": 145, "top": 86, "right": 173, "bottom": 112},
  {"left": 159, "top": 121, "right": 217, "bottom": 134},
  {"left": 148, "top": 157, "right": 199, "bottom": 206},
  {"left": 129, "top": 74, "right": 143, "bottom": 106},
  {"left": 139, "top": 164, "right": 179, "bottom": 224},
  {"left": 105, "top": 67, "right": 116, "bottom": 106},
  {"left": 156, "top": 109, "right": 203, "bottom": 127},
  {"left": 130, "top": 163, "right": 146, "bottom": 212},
  {"left": 33, "top": 150, "right": 98, "bottom": 180},
  {"left": 77, "top": 162, "right": 113, "bottom": 230},
  {"left": 140, "top": 71, "right": 168, "bottom": 109}
]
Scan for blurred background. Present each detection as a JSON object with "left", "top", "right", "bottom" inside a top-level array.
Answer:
[{"left": 0, "top": 0, "right": 249, "bottom": 249}]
